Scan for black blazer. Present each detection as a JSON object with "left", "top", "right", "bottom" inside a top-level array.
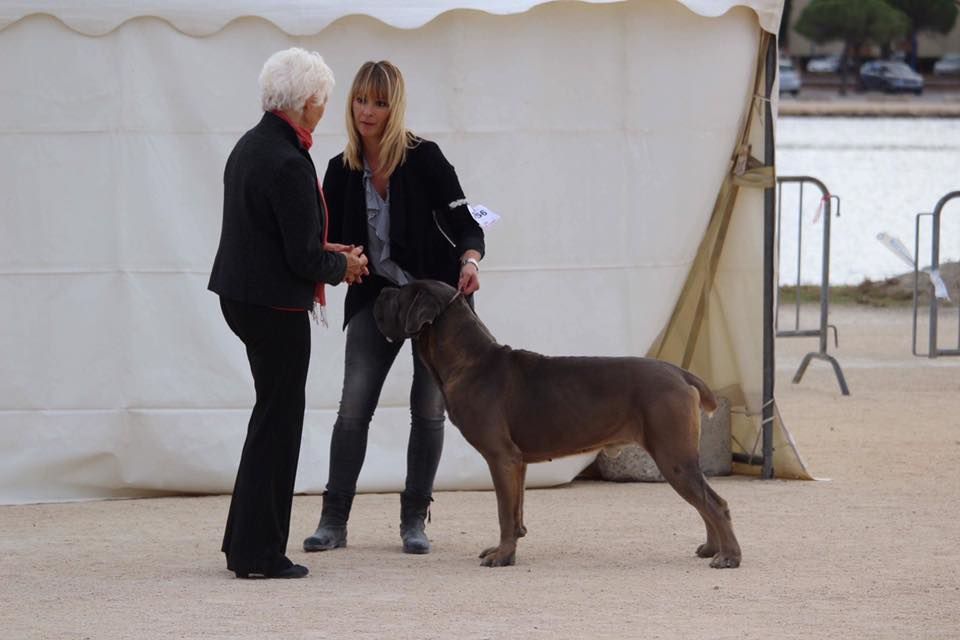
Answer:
[
  {"left": 208, "top": 112, "right": 346, "bottom": 309},
  {"left": 323, "top": 137, "right": 485, "bottom": 327}
]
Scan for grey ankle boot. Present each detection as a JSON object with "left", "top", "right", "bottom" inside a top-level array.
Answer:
[
  {"left": 303, "top": 492, "right": 353, "bottom": 552},
  {"left": 400, "top": 491, "right": 433, "bottom": 554}
]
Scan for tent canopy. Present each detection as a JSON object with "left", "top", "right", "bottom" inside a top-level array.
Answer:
[
  {"left": 0, "top": 0, "right": 804, "bottom": 505},
  {"left": 0, "top": 1, "right": 783, "bottom": 35}
]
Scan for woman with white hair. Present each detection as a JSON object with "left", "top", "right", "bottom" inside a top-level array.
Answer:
[
  {"left": 209, "top": 47, "right": 368, "bottom": 579},
  {"left": 303, "top": 60, "right": 484, "bottom": 556}
]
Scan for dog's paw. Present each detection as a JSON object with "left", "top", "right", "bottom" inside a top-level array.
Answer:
[
  {"left": 696, "top": 543, "right": 717, "bottom": 558},
  {"left": 709, "top": 553, "right": 741, "bottom": 569},
  {"left": 478, "top": 545, "right": 516, "bottom": 567}
]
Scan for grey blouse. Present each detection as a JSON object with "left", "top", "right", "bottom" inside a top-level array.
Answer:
[{"left": 363, "top": 159, "right": 414, "bottom": 286}]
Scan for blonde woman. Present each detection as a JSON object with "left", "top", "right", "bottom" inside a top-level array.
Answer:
[{"left": 304, "top": 61, "right": 485, "bottom": 555}]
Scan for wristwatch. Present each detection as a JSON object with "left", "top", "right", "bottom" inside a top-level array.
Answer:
[{"left": 461, "top": 257, "right": 480, "bottom": 271}]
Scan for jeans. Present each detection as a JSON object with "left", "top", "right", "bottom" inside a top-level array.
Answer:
[{"left": 326, "top": 303, "right": 445, "bottom": 500}]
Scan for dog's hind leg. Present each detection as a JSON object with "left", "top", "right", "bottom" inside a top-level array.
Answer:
[
  {"left": 696, "top": 478, "right": 740, "bottom": 568},
  {"left": 693, "top": 482, "right": 732, "bottom": 559},
  {"left": 478, "top": 446, "right": 524, "bottom": 567},
  {"left": 644, "top": 397, "right": 741, "bottom": 568},
  {"left": 652, "top": 452, "right": 741, "bottom": 568}
]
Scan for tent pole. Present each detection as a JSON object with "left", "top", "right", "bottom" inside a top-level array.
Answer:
[{"left": 761, "top": 35, "right": 777, "bottom": 479}]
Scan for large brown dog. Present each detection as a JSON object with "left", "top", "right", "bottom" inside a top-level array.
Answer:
[{"left": 373, "top": 280, "right": 741, "bottom": 569}]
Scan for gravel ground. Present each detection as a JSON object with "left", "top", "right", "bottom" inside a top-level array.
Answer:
[{"left": 2, "top": 305, "right": 959, "bottom": 639}]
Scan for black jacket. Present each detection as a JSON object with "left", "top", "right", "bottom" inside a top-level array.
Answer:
[
  {"left": 208, "top": 112, "right": 346, "bottom": 309},
  {"left": 323, "top": 137, "right": 485, "bottom": 327}
]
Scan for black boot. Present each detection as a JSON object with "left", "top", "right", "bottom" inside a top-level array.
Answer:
[
  {"left": 303, "top": 491, "right": 353, "bottom": 552},
  {"left": 400, "top": 491, "right": 433, "bottom": 554}
]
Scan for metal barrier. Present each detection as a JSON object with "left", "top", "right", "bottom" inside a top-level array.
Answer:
[
  {"left": 775, "top": 176, "right": 850, "bottom": 395},
  {"left": 913, "top": 191, "right": 960, "bottom": 358}
]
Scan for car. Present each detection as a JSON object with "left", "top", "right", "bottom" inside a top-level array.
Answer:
[
  {"left": 859, "top": 60, "right": 923, "bottom": 95},
  {"left": 779, "top": 58, "right": 802, "bottom": 95},
  {"left": 806, "top": 54, "right": 841, "bottom": 73},
  {"left": 933, "top": 53, "right": 960, "bottom": 76}
]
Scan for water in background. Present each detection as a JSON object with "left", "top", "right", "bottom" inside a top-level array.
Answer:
[{"left": 776, "top": 117, "right": 960, "bottom": 285}]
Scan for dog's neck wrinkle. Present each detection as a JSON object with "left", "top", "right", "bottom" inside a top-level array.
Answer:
[
  {"left": 444, "top": 298, "right": 499, "bottom": 349},
  {"left": 421, "top": 299, "right": 499, "bottom": 383},
  {"left": 452, "top": 296, "right": 497, "bottom": 342}
]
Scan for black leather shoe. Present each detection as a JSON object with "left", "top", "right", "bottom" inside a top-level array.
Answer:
[{"left": 235, "top": 563, "right": 309, "bottom": 579}]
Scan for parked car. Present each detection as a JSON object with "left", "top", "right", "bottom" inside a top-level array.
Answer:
[
  {"left": 806, "top": 54, "right": 840, "bottom": 73},
  {"left": 859, "top": 60, "right": 923, "bottom": 94},
  {"left": 933, "top": 52, "right": 960, "bottom": 76},
  {"left": 779, "top": 58, "right": 802, "bottom": 95}
]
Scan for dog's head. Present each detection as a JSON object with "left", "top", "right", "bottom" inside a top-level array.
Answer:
[{"left": 373, "top": 279, "right": 460, "bottom": 342}]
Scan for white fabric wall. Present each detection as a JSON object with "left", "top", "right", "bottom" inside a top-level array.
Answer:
[{"left": 0, "top": 0, "right": 771, "bottom": 504}]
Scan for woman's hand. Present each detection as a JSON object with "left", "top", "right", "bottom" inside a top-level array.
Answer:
[
  {"left": 458, "top": 263, "right": 479, "bottom": 294},
  {"left": 327, "top": 243, "right": 368, "bottom": 285},
  {"left": 343, "top": 245, "right": 369, "bottom": 285},
  {"left": 458, "top": 252, "right": 481, "bottom": 294}
]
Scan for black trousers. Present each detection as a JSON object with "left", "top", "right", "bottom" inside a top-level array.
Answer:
[{"left": 219, "top": 297, "right": 310, "bottom": 574}]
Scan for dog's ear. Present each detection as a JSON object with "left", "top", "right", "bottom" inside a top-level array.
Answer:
[
  {"left": 373, "top": 288, "right": 402, "bottom": 340},
  {"left": 402, "top": 289, "right": 446, "bottom": 335}
]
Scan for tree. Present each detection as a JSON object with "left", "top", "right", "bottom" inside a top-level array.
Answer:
[
  {"left": 884, "top": 0, "right": 959, "bottom": 69},
  {"left": 795, "top": 0, "right": 910, "bottom": 93}
]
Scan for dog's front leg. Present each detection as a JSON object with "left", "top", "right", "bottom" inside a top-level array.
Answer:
[
  {"left": 478, "top": 451, "right": 523, "bottom": 567},
  {"left": 516, "top": 462, "right": 527, "bottom": 538}
]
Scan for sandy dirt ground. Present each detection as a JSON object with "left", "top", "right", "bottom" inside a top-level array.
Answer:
[{"left": 2, "top": 304, "right": 959, "bottom": 639}]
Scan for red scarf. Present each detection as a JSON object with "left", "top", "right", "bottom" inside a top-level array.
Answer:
[
  {"left": 270, "top": 110, "right": 329, "bottom": 319},
  {"left": 270, "top": 109, "right": 313, "bottom": 150}
]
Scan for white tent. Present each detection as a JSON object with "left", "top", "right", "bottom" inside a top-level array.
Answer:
[{"left": 0, "top": 0, "right": 809, "bottom": 505}]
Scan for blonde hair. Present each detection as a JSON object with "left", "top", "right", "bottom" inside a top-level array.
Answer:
[
  {"left": 259, "top": 48, "right": 335, "bottom": 112},
  {"left": 343, "top": 61, "right": 417, "bottom": 176}
]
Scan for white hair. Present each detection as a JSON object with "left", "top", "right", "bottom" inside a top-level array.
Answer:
[{"left": 258, "top": 48, "right": 335, "bottom": 112}]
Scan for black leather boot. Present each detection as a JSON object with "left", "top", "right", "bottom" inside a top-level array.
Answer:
[
  {"left": 303, "top": 491, "right": 353, "bottom": 552},
  {"left": 400, "top": 491, "right": 433, "bottom": 554}
]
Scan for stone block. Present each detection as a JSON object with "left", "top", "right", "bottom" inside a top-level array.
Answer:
[{"left": 595, "top": 396, "right": 731, "bottom": 482}]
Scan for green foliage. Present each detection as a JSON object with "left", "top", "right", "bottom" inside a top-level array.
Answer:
[
  {"left": 795, "top": 0, "right": 910, "bottom": 46},
  {"left": 884, "top": 0, "right": 958, "bottom": 35},
  {"left": 779, "top": 283, "right": 916, "bottom": 307},
  {"left": 779, "top": 262, "right": 960, "bottom": 308}
]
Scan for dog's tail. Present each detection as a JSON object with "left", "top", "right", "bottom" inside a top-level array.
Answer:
[{"left": 681, "top": 370, "right": 718, "bottom": 415}]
